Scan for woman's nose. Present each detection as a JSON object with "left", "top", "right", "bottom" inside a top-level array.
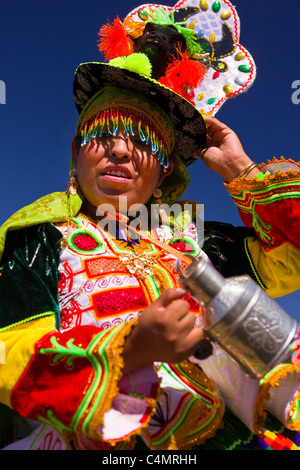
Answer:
[{"left": 110, "top": 136, "right": 133, "bottom": 159}]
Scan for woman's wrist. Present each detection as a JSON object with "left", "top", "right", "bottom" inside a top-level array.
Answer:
[{"left": 223, "top": 156, "right": 260, "bottom": 183}]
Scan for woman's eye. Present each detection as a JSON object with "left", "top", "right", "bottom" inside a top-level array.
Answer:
[
  {"left": 97, "top": 133, "right": 111, "bottom": 141},
  {"left": 133, "top": 139, "right": 148, "bottom": 148}
]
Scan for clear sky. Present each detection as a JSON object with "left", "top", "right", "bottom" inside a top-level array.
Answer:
[{"left": 1, "top": 0, "right": 299, "bottom": 320}]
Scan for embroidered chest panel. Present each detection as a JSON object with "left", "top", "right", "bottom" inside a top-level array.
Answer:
[{"left": 56, "top": 216, "right": 201, "bottom": 331}]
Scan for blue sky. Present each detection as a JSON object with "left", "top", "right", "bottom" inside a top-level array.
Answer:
[{"left": 1, "top": 0, "right": 299, "bottom": 320}]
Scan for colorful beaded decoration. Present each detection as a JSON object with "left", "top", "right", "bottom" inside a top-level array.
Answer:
[{"left": 80, "top": 107, "right": 170, "bottom": 169}]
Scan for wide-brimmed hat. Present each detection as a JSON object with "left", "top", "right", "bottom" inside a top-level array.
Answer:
[
  {"left": 72, "top": 0, "right": 256, "bottom": 203},
  {"left": 73, "top": 60, "right": 207, "bottom": 168}
]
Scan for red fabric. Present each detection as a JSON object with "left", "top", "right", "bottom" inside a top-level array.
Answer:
[
  {"left": 11, "top": 326, "right": 103, "bottom": 428},
  {"left": 91, "top": 286, "right": 148, "bottom": 318},
  {"left": 238, "top": 196, "right": 300, "bottom": 250}
]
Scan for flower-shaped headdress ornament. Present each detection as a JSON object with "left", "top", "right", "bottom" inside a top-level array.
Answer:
[{"left": 98, "top": 0, "right": 256, "bottom": 115}]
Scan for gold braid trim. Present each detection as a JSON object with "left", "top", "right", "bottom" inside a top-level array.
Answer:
[
  {"left": 289, "top": 388, "right": 300, "bottom": 431},
  {"left": 142, "top": 361, "right": 224, "bottom": 450},
  {"left": 253, "top": 363, "right": 300, "bottom": 434},
  {"left": 63, "top": 318, "right": 161, "bottom": 448}
]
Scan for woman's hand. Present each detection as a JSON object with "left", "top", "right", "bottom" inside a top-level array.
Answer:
[
  {"left": 194, "top": 117, "right": 260, "bottom": 183},
  {"left": 122, "top": 288, "right": 203, "bottom": 374}
]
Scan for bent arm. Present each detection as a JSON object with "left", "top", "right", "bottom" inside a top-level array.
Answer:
[
  {"left": 0, "top": 224, "right": 158, "bottom": 446},
  {"left": 225, "top": 158, "right": 300, "bottom": 297}
]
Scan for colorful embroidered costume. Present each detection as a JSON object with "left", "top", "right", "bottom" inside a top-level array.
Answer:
[
  {"left": 1, "top": 0, "right": 300, "bottom": 451},
  {"left": 1, "top": 163, "right": 300, "bottom": 450}
]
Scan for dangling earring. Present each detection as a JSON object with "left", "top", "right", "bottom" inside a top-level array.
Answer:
[
  {"left": 153, "top": 187, "right": 163, "bottom": 205},
  {"left": 68, "top": 169, "right": 78, "bottom": 195},
  {"left": 153, "top": 187, "right": 168, "bottom": 223}
]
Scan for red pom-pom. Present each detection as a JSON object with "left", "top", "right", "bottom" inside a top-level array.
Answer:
[
  {"left": 159, "top": 76, "right": 193, "bottom": 103},
  {"left": 159, "top": 52, "right": 206, "bottom": 104},
  {"left": 98, "top": 17, "right": 134, "bottom": 61}
]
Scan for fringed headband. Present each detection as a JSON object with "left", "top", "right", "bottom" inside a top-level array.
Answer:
[{"left": 76, "top": 86, "right": 175, "bottom": 169}]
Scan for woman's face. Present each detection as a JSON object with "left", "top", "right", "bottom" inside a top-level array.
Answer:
[{"left": 72, "top": 125, "right": 173, "bottom": 214}]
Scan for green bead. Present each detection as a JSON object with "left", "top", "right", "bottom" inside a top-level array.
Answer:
[
  {"left": 238, "top": 64, "right": 251, "bottom": 73},
  {"left": 138, "top": 10, "right": 149, "bottom": 21},
  {"left": 212, "top": 1, "right": 221, "bottom": 13},
  {"left": 207, "top": 97, "right": 216, "bottom": 104}
]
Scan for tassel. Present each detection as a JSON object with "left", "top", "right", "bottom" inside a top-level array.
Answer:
[{"left": 98, "top": 17, "right": 134, "bottom": 61}]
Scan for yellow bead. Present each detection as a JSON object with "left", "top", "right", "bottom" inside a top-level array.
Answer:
[
  {"left": 209, "top": 33, "right": 215, "bottom": 42},
  {"left": 199, "top": 0, "right": 208, "bottom": 11},
  {"left": 220, "top": 11, "right": 231, "bottom": 20},
  {"left": 223, "top": 84, "right": 233, "bottom": 94},
  {"left": 189, "top": 20, "right": 196, "bottom": 29},
  {"left": 234, "top": 51, "right": 246, "bottom": 61},
  {"left": 197, "top": 92, "right": 205, "bottom": 101}
]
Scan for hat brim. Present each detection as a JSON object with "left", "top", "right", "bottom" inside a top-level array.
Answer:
[{"left": 73, "top": 62, "right": 206, "bottom": 167}]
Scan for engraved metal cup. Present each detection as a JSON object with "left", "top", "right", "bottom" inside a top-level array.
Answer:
[{"left": 176, "top": 255, "right": 299, "bottom": 379}]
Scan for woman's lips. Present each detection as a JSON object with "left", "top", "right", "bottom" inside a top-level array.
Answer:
[{"left": 100, "top": 168, "right": 133, "bottom": 183}]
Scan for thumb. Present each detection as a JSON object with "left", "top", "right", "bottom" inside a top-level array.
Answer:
[{"left": 155, "top": 287, "right": 187, "bottom": 308}]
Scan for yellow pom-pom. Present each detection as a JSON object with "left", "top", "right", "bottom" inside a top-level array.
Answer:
[{"left": 109, "top": 53, "right": 152, "bottom": 78}]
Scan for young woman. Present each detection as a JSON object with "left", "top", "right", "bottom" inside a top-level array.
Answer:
[{"left": 0, "top": 26, "right": 300, "bottom": 450}]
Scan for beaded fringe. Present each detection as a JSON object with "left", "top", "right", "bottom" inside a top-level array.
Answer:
[{"left": 80, "top": 107, "right": 169, "bottom": 169}]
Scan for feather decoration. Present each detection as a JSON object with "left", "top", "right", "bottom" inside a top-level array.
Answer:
[
  {"left": 98, "top": 17, "right": 134, "bottom": 60},
  {"left": 150, "top": 7, "right": 203, "bottom": 56}
]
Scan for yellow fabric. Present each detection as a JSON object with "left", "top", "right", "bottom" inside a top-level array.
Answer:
[
  {"left": 0, "top": 315, "right": 56, "bottom": 408},
  {"left": 0, "top": 191, "right": 83, "bottom": 263},
  {"left": 247, "top": 238, "right": 300, "bottom": 298}
]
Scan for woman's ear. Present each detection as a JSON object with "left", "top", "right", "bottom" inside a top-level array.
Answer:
[{"left": 158, "top": 159, "right": 174, "bottom": 186}]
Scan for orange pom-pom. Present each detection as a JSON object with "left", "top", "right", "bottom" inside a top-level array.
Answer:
[{"left": 98, "top": 17, "right": 134, "bottom": 61}]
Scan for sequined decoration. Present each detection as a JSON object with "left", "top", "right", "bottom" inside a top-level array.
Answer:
[
  {"left": 119, "top": 251, "right": 155, "bottom": 279},
  {"left": 80, "top": 107, "right": 169, "bottom": 169}
]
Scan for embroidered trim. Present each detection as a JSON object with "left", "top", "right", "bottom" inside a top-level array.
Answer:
[
  {"left": 243, "top": 237, "right": 267, "bottom": 290},
  {"left": 0, "top": 311, "right": 54, "bottom": 333},
  {"left": 76, "top": 318, "right": 158, "bottom": 445},
  {"left": 145, "top": 361, "right": 223, "bottom": 450},
  {"left": 225, "top": 157, "right": 300, "bottom": 196},
  {"left": 289, "top": 390, "right": 300, "bottom": 430},
  {"left": 253, "top": 363, "right": 300, "bottom": 434}
]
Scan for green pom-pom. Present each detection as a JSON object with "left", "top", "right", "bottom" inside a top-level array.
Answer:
[{"left": 109, "top": 53, "right": 152, "bottom": 78}]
